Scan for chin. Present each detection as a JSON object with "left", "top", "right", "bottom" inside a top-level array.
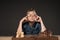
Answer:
[{"left": 29, "top": 20, "right": 35, "bottom": 22}]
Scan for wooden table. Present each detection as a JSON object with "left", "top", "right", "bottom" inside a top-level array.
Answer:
[{"left": 12, "top": 36, "right": 58, "bottom": 40}]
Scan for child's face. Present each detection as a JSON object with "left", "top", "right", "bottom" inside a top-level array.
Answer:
[{"left": 27, "top": 11, "right": 38, "bottom": 22}]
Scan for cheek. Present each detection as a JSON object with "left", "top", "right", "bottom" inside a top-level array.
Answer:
[
  {"left": 34, "top": 15, "right": 38, "bottom": 19},
  {"left": 33, "top": 16, "right": 37, "bottom": 19}
]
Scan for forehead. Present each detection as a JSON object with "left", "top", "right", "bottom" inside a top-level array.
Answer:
[{"left": 27, "top": 11, "right": 36, "bottom": 15}]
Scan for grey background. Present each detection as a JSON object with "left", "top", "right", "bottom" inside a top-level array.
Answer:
[{"left": 0, "top": 0, "right": 60, "bottom": 36}]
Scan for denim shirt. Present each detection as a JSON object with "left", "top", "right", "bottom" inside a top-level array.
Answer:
[{"left": 22, "top": 22, "right": 41, "bottom": 35}]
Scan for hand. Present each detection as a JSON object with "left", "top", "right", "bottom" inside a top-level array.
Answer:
[
  {"left": 20, "top": 16, "right": 27, "bottom": 22},
  {"left": 34, "top": 16, "right": 41, "bottom": 22}
]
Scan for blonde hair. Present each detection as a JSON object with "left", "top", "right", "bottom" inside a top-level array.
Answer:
[
  {"left": 26, "top": 8, "right": 37, "bottom": 16},
  {"left": 27, "top": 8, "right": 35, "bottom": 12}
]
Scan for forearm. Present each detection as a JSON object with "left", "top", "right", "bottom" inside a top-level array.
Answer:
[
  {"left": 40, "top": 17, "right": 46, "bottom": 32},
  {"left": 16, "top": 16, "right": 27, "bottom": 38},
  {"left": 37, "top": 16, "right": 46, "bottom": 32},
  {"left": 16, "top": 20, "right": 23, "bottom": 37},
  {"left": 16, "top": 16, "right": 26, "bottom": 33}
]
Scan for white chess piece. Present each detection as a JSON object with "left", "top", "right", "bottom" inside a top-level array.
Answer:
[{"left": 20, "top": 32, "right": 24, "bottom": 38}]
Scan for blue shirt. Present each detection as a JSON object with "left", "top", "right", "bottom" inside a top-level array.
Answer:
[{"left": 22, "top": 22, "right": 41, "bottom": 35}]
